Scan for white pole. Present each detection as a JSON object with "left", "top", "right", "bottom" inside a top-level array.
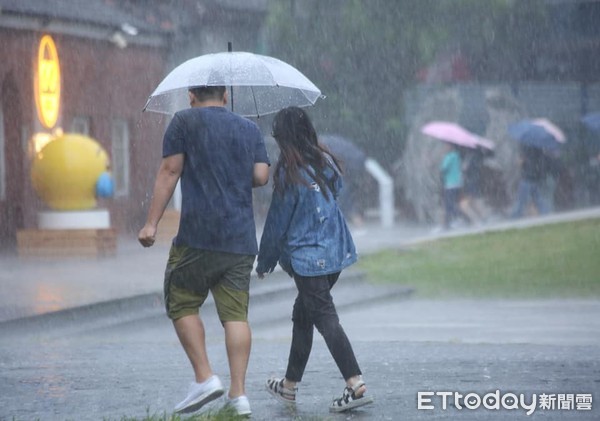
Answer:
[{"left": 364, "top": 158, "right": 394, "bottom": 227}]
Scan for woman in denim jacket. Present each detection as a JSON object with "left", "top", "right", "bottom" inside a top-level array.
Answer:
[{"left": 256, "top": 107, "right": 373, "bottom": 413}]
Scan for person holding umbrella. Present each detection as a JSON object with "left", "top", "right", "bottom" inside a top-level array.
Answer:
[
  {"left": 507, "top": 120, "right": 560, "bottom": 218},
  {"left": 459, "top": 145, "right": 490, "bottom": 225},
  {"left": 510, "top": 144, "right": 552, "bottom": 218},
  {"left": 420, "top": 121, "right": 494, "bottom": 229},
  {"left": 138, "top": 85, "right": 270, "bottom": 416},
  {"left": 256, "top": 107, "right": 374, "bottom": 413},
  {"left": 440, "top": 142, "right": 471, "bottom": 229}
]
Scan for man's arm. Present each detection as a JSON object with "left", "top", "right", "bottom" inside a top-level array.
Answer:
[
  {"left": 138, "top": 154, "right": 184, "bottom": 247},
  {"left": 253, "top": 162, "right": 269, "bottom": 187}
]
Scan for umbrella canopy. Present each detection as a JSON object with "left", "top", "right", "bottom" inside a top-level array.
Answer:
[
  {"left": 421, "top": 121, "right": 495, "bottom": 150},
  {"left": 508, "top": 120, "right": 561, "bottom": 151},
  {"left": 320, "top": 135, "right": 367, "bottom": 168},
  {"left": 532, "top": 118, "right": 566, "bottom": 143},
  {"left": 582, "top": 112, "right": 600, "bottom": 134},
  {"left": 143, "top": 51, "right": 322, "bottom": 117}
]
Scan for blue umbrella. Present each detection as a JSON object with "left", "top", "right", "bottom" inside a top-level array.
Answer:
[
  {"left": 582, "top": 112, "right": 600, "bottom": 134},
  {"left": 320, "top": 135, "right": 367, "bottom": 169},
  {"left": 508, "top": 120, "right": 561, "bottom": 151}
]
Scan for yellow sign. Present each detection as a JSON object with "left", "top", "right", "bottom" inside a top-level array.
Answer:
[{"left": 35, "top": 35, "right": 61, "bottom": 129}]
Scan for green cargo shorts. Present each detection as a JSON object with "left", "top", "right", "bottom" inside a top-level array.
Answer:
[{"left": 163, "top": 245, "right": 255, "bottom": 322}]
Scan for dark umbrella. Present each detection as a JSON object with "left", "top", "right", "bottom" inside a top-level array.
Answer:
[
  {"left": 582, "top": 112, "right": 600, "bottom": 134},
  {"left": 508, "top": 120, "right": 561, "bottom": 151},
  {"left": 320, "top": 135, "right": 367, "bottom": 222},
  {"left": 320, "top": 135, "right": 367, "bottom": 170}
]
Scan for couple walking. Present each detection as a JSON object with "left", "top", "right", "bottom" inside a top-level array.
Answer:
[{"left": 138, "top": 86, "right": 373, "bottom": 416}]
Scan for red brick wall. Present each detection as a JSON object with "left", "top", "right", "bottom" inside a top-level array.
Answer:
[
  {"left": 0, "top": 28, "right": 169, "bottom": 250},
  {"left": 56, "top": 34, "right": 168, "bottom": 234}
]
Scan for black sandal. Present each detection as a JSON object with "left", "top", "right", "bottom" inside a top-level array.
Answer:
[
  {"left": 330, "top": 380, "right": 374, "bottom": 412},
  {"left": 265, "top": 377, "right": 297, "bottom": 405}
]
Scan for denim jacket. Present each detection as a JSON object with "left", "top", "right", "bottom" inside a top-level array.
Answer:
[{"left": 256, "top": 159, "right": 357, "bottom": 277}]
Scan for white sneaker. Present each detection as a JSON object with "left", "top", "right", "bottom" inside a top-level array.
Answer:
[
  {"left": 225, "top": 394, "right": 251, "bottom": 416},
  {"left": 174, "top": 375, "right": 225, "bottom": 414}
]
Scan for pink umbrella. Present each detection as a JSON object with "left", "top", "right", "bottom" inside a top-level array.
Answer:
[
  {"left": 473, "top": 135, "right": 495, "bottom": 150},
  {"left": 532, "top": 118, "right": 566, "bottom": 143},
  {"left": 421, "top": 121, "right": 495, "bottom": 150}
]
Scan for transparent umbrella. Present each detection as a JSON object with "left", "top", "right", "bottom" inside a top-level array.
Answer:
[{"left": 143, "top": 51, "right": 322, "bottom": 117}]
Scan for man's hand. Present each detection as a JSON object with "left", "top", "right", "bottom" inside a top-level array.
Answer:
[
  {"left": 257, "top": 272, "right": 265, "bottom": 279},
  {"left": 138, "top": 224, "right": 158, "bottom": 248}
]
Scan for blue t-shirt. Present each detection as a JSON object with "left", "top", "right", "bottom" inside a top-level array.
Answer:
[
  {"left": 440, "top": 150, "right": 463, "bottom": 189},
  {"left": 162, "top": 106, "right": 269, "bottom": 255}
]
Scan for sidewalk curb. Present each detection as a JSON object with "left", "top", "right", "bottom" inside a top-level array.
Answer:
[
  {"left": 402, "top": 207, "right": 600, "bottom": 248},
  {"left": 0, "top": 291, "right": 164, "bottom": 338},
  {"left": 0, "top": 269, "right": 414, "bottom": 338}
]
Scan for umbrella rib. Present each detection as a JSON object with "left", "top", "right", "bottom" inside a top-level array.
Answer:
[{"left": 250, "top": 86, "right": 259, "bottom": 118}]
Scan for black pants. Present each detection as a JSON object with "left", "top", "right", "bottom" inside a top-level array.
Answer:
[
  {"left": 285, "top": 271, "right": 362, "bottom": 382},
  {"left": 443, "top": 187, "right": 470, "bottom": 228}
]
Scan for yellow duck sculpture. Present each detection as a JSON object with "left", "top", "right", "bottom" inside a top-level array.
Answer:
[{"left": 31, "top": 133, "right": 114, "bottom": 211}]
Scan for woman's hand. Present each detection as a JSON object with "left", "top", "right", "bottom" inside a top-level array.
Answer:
[{"left": 256, "top": 264, "right": 275, "bottom": 279}]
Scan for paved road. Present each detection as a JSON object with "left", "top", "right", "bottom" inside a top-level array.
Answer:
[
  {"left": 1, "top": 208, "right": 600, "bottom": 420},
  {"left": 1, "top": 293, "right": 599, "bottom": 420}
]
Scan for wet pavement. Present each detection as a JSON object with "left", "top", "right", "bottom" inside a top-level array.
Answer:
[{"left": 1, "top": 207, "right": 600, "bottom": 420}]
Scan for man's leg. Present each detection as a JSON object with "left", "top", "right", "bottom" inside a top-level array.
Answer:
[
  {"left": 165, "top": 246, "right": 214, "bottom": 383},
  {"left": 173, "top": 315, "right": 214, "bottom": 383},
  {"left": 165, "top": 247, "right": 228, "bottom": 413},
  {"left": 212, "top": 253, "right": 255, "bottom": 400},
  {"left": 224, "top": 321, "right": 252, "bottom": 398},
  {"left": 170, "top": 308, "right": 224, "bottom": 414}
]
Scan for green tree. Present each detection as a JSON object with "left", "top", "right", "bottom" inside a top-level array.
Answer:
[{"left": 264, "top": 0, "right": 549, "bottom": 167}]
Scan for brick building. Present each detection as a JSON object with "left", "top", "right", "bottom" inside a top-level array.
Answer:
[
  {"left": 0, "top": 0, "right": 268, "bottom": 254},
  {"left": 0, "top": 1, "right": 170, "bottom": 252}
]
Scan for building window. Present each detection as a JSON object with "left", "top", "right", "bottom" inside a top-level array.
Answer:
[
  {"left": 111, "top": 119, "right": 130, "bottom": 196},
  {"left": 71, "top": 115, "right": 90, "bottom": 135},
  {"left": 0, "top": 106, "right": 5, "bottom": 200}
]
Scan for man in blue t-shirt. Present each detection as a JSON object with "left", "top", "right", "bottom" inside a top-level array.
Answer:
[{"left": 138, "top": 85, "right": 269, "bottom": 416}]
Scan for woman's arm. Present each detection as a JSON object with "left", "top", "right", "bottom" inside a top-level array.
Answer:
[{"left": 256, "top": 185, "right": 297, "bottom": 276}]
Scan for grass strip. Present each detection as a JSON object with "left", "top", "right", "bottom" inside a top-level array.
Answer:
[{"left": 358, "top": 218, "right": 600, "bottom": 298}]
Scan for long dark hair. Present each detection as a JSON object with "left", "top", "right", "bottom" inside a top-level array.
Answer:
[{"left": 271, "top": 107, "right": 342, "bottom": 200}]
